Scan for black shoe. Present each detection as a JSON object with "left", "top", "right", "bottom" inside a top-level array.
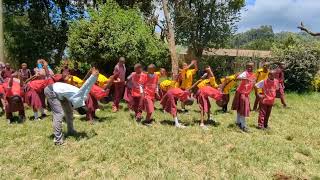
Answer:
[
  {"left": 54, "top": 141, "right": 64, "bottom": 146},
  {"left": 41, "top": 114, "right": 47, "bottom": 118}
]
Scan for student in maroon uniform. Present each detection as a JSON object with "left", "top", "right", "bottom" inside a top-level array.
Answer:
[
  {"left": 231, "top": 63, "right": 256, "bottom": 132},
  {"left": 274, "top": 62, "right": 287, "bottom": 108},
  {"left": 60, "top": 61, "right": 71, "bottom": 77},
  {"left": 142, "top": 64, "right": 159, "bottom": 125},
  {"left": 25, "top": 61, "right": 55, "bottom": 120},
  {"left": 19, "top": 63, "right": 32, "bottom": 82},
  {"left": 112, "top": 57, "right": 126, "bottom": 112},
  {"left": 255, "top": 70, "right": 279, "bottom": 129},
  {"left": 1, "top": 63, "right": 15, "bottom": 80},
  {"left": 127, "top": 64, "right": 147, "bottom": 122},
  {"left": 160, "top": 86, "right": 194, "bottom": 128},
  {"left": 3, "top": 73, "right": 25, "bottom": 123}
]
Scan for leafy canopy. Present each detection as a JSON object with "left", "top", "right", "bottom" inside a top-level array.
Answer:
[
  {"left": 173, "top": 0, "right": 245, "bottom": 57},
  {"left": 67, "top": 2, "right": 168, "bottom": 72}
]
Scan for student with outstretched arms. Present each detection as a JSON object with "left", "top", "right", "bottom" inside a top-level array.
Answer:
[
  {"left": 179, "top": 60, "right": 198, "bottom": 112},
  {"left": 219, "top": 73, "right": 238, "bottom": 113}
]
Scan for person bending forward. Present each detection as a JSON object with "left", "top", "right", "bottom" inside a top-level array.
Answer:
[{"left": 44, "top": 68, "right": 99, "bottom": 145}]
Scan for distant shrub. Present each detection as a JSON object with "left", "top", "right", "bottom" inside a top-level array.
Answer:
[{"left": 272, "top": 44, "right": 320, "bottom": 92}]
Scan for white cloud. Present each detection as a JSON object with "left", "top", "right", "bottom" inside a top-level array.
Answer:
[{"left": 238, "top": 0, "right": 320, "bottom": 32}]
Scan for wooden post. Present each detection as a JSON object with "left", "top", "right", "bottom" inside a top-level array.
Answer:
[{"left": 162, "top": 0, "right": 179, "bottom": 75}]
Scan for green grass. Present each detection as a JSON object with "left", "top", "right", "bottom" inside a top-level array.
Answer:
[{"left": 1, "top": 93, "right": 320, "bottom": 179}]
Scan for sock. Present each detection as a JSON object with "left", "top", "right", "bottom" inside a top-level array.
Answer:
[
  {"left": 40, "top": 108, "right": 45, "bottom": 115},
  {"left": 236, "top": 113, "right": 241, "bottom": 124},
  {"left": 34, "top": 112, "right": 39, "bottom": 119},
  {"left": 240, "top": 116, "right": 246, "bottom": 128},
  {"left": 174, "top": 117, "right": 179, "bottom": 126}
]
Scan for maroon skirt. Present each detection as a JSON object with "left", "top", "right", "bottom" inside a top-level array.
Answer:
[
  {"left": 231, "top": 91, "right": 250, "bottom": 117},
  {"left": 24, "top": 87, "right": 43, "bottom": 110},
  {"left": 160, "top": 92, "right": 177, "bottom": 116},
  {"left": 85, "top": 94, "right": 99, "bottom": 112},
  {"left": 197, "top": 94, "right": 211, "bottom": 113},
  {"left": 124, "top": 87, "right": 133, "bottom": 110}
]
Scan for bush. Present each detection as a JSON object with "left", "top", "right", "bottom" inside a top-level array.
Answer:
[
  {"left": 312, "top": 72, "right": 320, "bottom": 91},
  {"left": 67, "top": 2, "right": 168, "bottom": 74},
  {"left": 272, "top": 44, "right": 320, "bottom": 92}
]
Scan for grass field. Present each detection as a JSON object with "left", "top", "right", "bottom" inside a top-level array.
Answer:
[{"left": 0, "top": 93, "right": 320, "bottom": 179}]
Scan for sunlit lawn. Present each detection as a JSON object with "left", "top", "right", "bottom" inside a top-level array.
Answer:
[{"left": 0, "top": 93, "right": 320, "bottom": 179}]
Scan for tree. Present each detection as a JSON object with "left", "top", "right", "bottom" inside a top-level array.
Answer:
[
  {"left": 3, "top": 0, "right": 81, "bottom": 67},
  {"left": 173, "top": 0, "right": 245, "bottom": 58},
  {"left": 67, "top": 2, "right": 168, "bottom": 74},
  {"left": 162, "top": 0, "right": 179, "bottom": 74},
  {"left": 3, "top": 0, "right": 155, "bottom": 67}
]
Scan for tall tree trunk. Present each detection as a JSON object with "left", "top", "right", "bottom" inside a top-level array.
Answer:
[
  {"left": 162, "top": 0, "right": 178, "bottom": 75},
  {"left": 0, "top": 0, "right": 4, "bottom": 62}
]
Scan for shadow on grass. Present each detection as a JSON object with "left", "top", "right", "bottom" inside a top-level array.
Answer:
[
  {"left": 193, "top": 119, "right": 221, "bottom": 127},
  {"left": 160, "top": 120, "right": 191, "bottom": 127},
  {"left": 213, "top": 109, "right": 230, "bottom": 115},
  {"left": 48, "top": 130, "right": 97, "bottom": 141},
  {"left": 227, "top": 123, "right": 238, "bottom": 128},
  {"left": 79, "top": 115, "right": 115, "bottom": 123}
]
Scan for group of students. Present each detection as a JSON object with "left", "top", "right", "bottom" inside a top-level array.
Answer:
[{"left": 0, "top": 57, "right": 287, "bottom": 145}]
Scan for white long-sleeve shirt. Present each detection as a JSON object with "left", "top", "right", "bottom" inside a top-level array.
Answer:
[{"left": 52, "top": 74, "right": 97, "bottom": 109}]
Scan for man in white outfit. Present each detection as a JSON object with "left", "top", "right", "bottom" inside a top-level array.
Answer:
[{"left": 44, "top": 68, "right": 99, "bottom": 145}]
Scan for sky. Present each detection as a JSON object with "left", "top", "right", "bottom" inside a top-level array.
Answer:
[
  {"left": 156, "top": 0, "right": 320, "bottom": 33},
  {"left": 238, "top": 0, "right": 320, "bottom": 32}
]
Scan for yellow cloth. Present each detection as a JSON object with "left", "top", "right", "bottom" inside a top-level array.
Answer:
[
  {"left": 160, "top": 80, "right": 179, "bottom": 92},
  {"left": 197, "top": 77, "right": 219, "bottom": 89},
  {"left": 255, "top": 69, "right": 269, "bottom": 93},
  {"left": 256, "top": 68, "right": 269, "bottom": 82},
  {"left": 180, "top": 69, "right": 196, "bottom": 89},
  {"left": 97, "top": 74, "right": 109, "bottom": 87},
  {"left": 220, "top": 75, "right": 236, "bottom": 94},
  {"left": 66, "top": 76, "right": 84, "bottom": 87},
  {"left": 155, "top": 71, "right": 161, "bottom": 77}
]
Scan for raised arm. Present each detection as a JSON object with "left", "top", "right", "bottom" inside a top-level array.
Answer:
[{"left": 191, "top": 60, "right": 198, "bottom": 71}]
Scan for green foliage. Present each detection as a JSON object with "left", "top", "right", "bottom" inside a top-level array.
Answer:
[
  {"left": 272, "top": 43, "right": 320, "bottom": 92},
  {"left": 3, "top": 0, "right": 80, "bottom": 67},
  {"left": 312, "top": 73, "right": 320, "bottom": 91},
  {"left": 67, "top": 2, "right": 168, "bottom": 73},
  {"left": 3, "top": 0, "right": 156, "bottom": 68},
  {"left": 54, "top": 60, "right": 91, "bottom": 75},
  {"left": 229, "top": 25, "right": 275, "bottom": 50},
  {"left": 173, "top": 0, "right": 245, "bottom": 57}
]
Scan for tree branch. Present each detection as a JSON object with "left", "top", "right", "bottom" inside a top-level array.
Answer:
[{"left": 298, "top": 22, "right": 320, "bottom": 36}]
